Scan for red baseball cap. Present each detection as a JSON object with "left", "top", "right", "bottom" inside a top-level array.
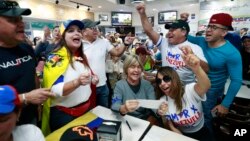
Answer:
[
  {"left": 209, "top": 13, "right": 234, "bottom": 31},
  {"left": 136, "top": 47, "right": 151, "bottom": 55}
]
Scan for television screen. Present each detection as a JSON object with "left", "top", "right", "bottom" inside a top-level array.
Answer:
[
  {"left": 111, "top": 12, "right": 132, "bottom": 26},
  {"left": 158, "top": 11, "right": 177, "bottom": 24}
]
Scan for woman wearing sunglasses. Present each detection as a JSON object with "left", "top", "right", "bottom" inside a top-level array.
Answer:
[{"left": 156, "top": 47, "right": 211, "bottom": 141}]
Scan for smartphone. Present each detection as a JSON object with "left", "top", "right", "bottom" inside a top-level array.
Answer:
[{"left": 211, "top": 109, "right": 218, "bottom": 118}]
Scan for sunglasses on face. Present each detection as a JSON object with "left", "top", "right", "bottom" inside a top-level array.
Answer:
[
  {"left": 156, "top": 75, "right": 171, "bottom": 85},
  {"left": 89, "top": 26, "right": 98, "bottom": 31}
]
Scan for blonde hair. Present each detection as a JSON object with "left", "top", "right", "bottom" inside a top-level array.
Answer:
[{"left": 123, "top": 54, "right": 144, "bottom": 76}]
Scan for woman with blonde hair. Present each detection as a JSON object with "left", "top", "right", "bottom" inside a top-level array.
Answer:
[{"left": 111, "top": 55, "right": 158, "bottom": 124}]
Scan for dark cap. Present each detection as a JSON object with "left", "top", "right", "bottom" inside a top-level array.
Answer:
[
  {"left": 209, "top": 13, "right": 234, "bottom": 31},
  {"left": 242, "top": 34, "right": 250, "bottom": 41},
  {"left": 81, "top": 19, "right": 100, "bottom": 29},
  {"left": 60, "top": 125, "right": 97, "bottom": 141},
  {"left": 165, "top": 20, "right": 190, "bottom": 33},
  {"left": 60, "top": 20, "right": 85, "bottom": 34},
  {"left": 136, "top": 47, "right": 151, "bottom": 55},
  {"left": 0, "top": 1, "right": 31, "bottom": 17},
  {"left": 0, "top": 85, "right": 20, "bottom": 114}
]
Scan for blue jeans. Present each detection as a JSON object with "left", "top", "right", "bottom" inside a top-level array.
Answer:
[
  {"left": 96, "top": 84, "right": 109, "bottom": 108},
  {"left": 202, "top": 88, "right": 224, "bottom": 141}
]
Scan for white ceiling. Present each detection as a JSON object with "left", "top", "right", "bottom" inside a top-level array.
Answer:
[{"left": 44, "top": 0, "right": 200, "bottom": 14}]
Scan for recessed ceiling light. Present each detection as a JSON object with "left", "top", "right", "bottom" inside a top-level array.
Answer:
[
  {"left": 131, "top": 0, "right": 144, "bottom": 4},
  {"left": 98, "top": 6, "right": 102, "bottom": 8}
]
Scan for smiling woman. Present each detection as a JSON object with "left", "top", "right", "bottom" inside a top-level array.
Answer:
[
  {"left": 41, "top": 19, "right": 99, "bottom": 135},
  {"left": 111, "top": 54, "right": 160, "bottom": 125}
]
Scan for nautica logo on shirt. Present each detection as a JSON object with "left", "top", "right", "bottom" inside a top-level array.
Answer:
[{"left": 0, "top": 55, "right": 32, "bottom": 69}]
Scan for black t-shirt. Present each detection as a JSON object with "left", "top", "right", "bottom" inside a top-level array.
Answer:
[
  {"left": 241, "top": 50, "right": 250, "bottom": 80},
  {"left": 0, "top": 43, "right": 38, "bottom": 124}
]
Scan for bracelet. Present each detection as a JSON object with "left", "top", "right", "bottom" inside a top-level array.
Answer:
[{"left": 22, "top": 94, "right": 27, "bottom": 105}]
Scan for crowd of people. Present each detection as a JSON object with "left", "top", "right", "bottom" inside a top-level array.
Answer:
[{"left": 0, "top": 1, "right": 249, "bottom": 141}]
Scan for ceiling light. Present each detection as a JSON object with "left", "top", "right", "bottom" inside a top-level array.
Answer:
[
  {"left": 76, "top": 4, "right": 79, "bottom": 9},
  {"left": 87, "top": 7, "right": 90, "bottom": 11},
  {"left": 55, "top": 0, "right": 59, "bottom": 4},
  {"left": 131, "top": 0, "right": 144, "bottom": 4}
]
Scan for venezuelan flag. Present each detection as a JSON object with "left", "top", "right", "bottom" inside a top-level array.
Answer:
[
  {"left": 46, "top": 112, "right": 103, "bottom": 141},
  {"left": 41, "top": 46, "right": 69, "bottom": 136}
]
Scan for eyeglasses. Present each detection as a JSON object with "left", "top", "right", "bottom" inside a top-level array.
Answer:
[
  {"left": 206, "top": 25, "right": 227, "bottom": 31},
  {"left": 89, "top": 27, "right": 98, "bottom": 31},
  {"left": 156, "top": 75, "right": 171, "bottom": 85},
  {"left": 0, "top": 1, "right": 20, "bottom": 9}
]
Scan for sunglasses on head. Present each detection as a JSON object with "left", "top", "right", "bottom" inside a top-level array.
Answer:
[{"left": 156, "top": 75, "right": 171, "bottom": 85}]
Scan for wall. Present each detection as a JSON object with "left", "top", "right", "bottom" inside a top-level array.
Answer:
[
  {"left": 94, "top": 4, "right": 200, "bottom": 36},
  {"left": 199, "top": 0, "right": 250, "bottom": 32},
  {"left": 16, "top": 0, "right": 94, "bottom": 39},
  {"left": 17, "top": 0, "right": 93, "bottom": 21}
]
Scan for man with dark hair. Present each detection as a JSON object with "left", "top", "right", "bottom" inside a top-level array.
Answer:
[
  {"left": 240, "top": 27, "right": 248, "bottom": 38},
  {"left": 0, "top": 0, "right": 53, "bottom": 125},
  {"left": 136, "top": 3, "right": 208, "bottom": 85},
  {"left": 188, "top": 13, "right": 242, "bottom": 139}
]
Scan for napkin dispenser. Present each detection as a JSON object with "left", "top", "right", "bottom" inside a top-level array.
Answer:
[{"left": 97, "top": 120, "right": 122, "bottom": 141}]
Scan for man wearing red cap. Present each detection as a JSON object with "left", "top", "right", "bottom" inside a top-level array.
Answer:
[{"left": 188, "top": 13, "right": 242, "bottom": 139}]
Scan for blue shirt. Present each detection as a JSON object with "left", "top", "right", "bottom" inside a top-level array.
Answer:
[{"left": 188, "top": 36, "right": 242, "bottom": 108}]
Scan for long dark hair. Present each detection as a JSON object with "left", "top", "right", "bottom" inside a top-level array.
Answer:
[
  {"left": 52, "top": 28, "right": 90, "bottom": 69},
  {"left": 155, "top": 66, "right": 185, "bottom": 112}
]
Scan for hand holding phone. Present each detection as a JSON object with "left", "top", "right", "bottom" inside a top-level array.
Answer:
[{"left": 211, "top": 109, "right": 218, "bottom": 118}]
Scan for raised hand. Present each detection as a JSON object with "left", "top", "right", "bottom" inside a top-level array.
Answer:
[
  {"left": 180, "top": 46, "right": 200, "bottom": 72},
  {"left": 43, "top": 26, "right": 51, "bottom": 42},
  {"left": 136, "top": 3, "right": 146, "bottom": 15}
]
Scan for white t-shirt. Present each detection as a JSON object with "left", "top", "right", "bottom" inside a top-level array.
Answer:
[
  {"left": 156, "top": 36, "right": 207, "bottom": 85},
  {"left": 160, "top": 83, "right": 206, "bottom": 133},
  {"left": 51, "top": 61, "right": 91, "bottom": 107},
  {"left": 12, "top": 124, "right": 45, "bottom": 141},
  {"left": 82, "top": 38, "right": 113, "bottom": 87}
]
